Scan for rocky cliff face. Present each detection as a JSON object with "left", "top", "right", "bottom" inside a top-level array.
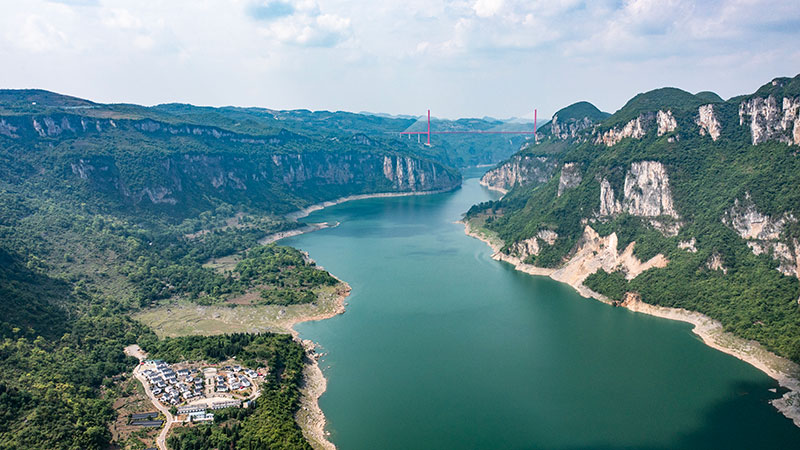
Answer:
[
  {"left": 722, "top": 194, "right": 799, "bottom": 278},
  {"left": 68, "top": 151, "right": 458, "bottom": 211},
  {"left": 551, "top": 226, "right": 667, "bottom": 284},
  {"left": 0, "top": 113, "right": 307, "bottom": 146},
  {"left": 550, "top": 116, "right": 594, "bottom": 140},
  {"left": 509, "top": 229, "right": 559, "bottom": 260},
  {"left": 739, "top": 95, "right": 800, "bottom": 146},
  {"left": 696, "top": 104, "right": 721, "bottom": 141},
  {"left": 596, "top": 110, "right": 679, "bottom": 146},
  {"left": 656, "top": 110, "right": 677, "bottom": 136},
  {"left": 380, "top": 155, "right": 451, "bottom": 191},
  {"left": 480, "top": 155, "right": 557, "bottom": 192},
  {"left": 5, "top": 113, "right": 461, "bottom": 213},
  {"left": 599, "top": 161, "right": 678, "bottom": 219},
  {"left": 596, "top": 114, "right": 649, "bottom": 146},
  {"left": 599, "top": 178, "right": 623, "bottom": 216},
  {"left": 623, "top": 161, "right": 679, "bottom": 218},
  {"left": 557, "top": 163, "right": 582, "bottom": 197}
]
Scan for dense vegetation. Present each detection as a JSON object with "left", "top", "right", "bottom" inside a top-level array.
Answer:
[
  {"left": 469, "top": 75, "right": 800, "bottom": 363},
  {"left": 546, "top": 101, "right": 610, "bottom": 125},
  {"left": 0, "top": 90, "right": 466, "bottom": 448},
  {"left": 0, "top": 313, "right": 154, "bottom": 449},
  {"left": 236, "top": 245, "right": 338, "bottom": 305},
  {"left": 0, "top": 179, "right": 333, "bottom": 448}
]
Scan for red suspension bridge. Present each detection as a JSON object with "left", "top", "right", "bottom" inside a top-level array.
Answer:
[{"left": 399, "top": 109, "right": 538, "bottom": 146}]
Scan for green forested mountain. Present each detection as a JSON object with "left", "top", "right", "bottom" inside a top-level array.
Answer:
[
  {"left": 470, "top": 74, "right": 800, "bottom": 363},
  {"left": 0, "top": 90, "right": 461, "bottom": 220},
  {"left": 0, "top": 90, "right": 468, "bottom": 449}
]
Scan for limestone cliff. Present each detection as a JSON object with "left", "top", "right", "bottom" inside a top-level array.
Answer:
[
  {"left": 596, "top": 114, "right": 648, "bottom": 146},
  {"left": 596, "top": 109, "right": 678, "bottom": 146},
  {"left": 623, "top": 161, "right": 679, "bottom": 218},
  {"left": 696, "top": 104, "right": 721, "bottom": 140},
  {"left": 480, "top": 155, "right": 557, "bottom": 193},
  {"left": 551, "top": 226, "right": 668, "bottom": 284},
  {"left": 540, "top": 101, "right": 610, "bottom": 142},
  {"left": 739, "top": 94, "right": 800, "bottom": 146},
  {"left": 722, "top": 194, "right": 799, "bottom": 279},
  {"left": 6, "top": 112, "right": 461, "bottom": 214},
  {"left": 509, "top": 229, "right": 560, "bottom": 260},
  {"left": 599, "top": 161, "right": 679, "bottom": 220},
  {"left": 550, "top": 116, "right": 594, "bottom": 140},
  {"left": 656, "top": 110, "right": 677, "bottom": 136},
  {"left": 557, "top": 163, "right": 582, "bottom": 197},
  {"left": 485, "top": 224, "right": 668, "bottom": 289},
  {"left": 69, "top": 151, "right": 458, "bottom": 211}
]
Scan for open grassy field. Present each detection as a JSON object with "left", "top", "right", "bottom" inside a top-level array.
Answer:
[{"left": 133, "top": 283, "right": 348, "bottom": 338}]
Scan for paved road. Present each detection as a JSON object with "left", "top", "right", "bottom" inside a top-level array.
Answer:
[
  {"left": 124, "top": 345, "right": 263, "bottom": 450},
  {"left": 126, "top": 345, "right": 173, "bottom": 450},
  {"left": 133, "top": 364, "right": 174, "bottom": 450}
]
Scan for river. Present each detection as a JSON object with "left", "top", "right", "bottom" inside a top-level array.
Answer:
[{"left": 284, "top": 175, "right": 800, "bottom": 449}]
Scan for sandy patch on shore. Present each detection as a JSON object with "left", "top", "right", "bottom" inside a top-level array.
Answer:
[
  {"left": 462, "top": 219, "right": 800, "bottom": 427},
  {"left": 259, "top": 222, "right": 338, "bottom": 245}
]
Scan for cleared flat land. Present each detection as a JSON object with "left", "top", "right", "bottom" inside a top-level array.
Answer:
[{"left": 133, "top": 284, "right": 347, "bottom": 337}]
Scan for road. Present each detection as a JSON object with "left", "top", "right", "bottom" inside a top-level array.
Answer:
[
  {"left": 124, "top": 345, "right": 263, "bottom": 450},
  {"left": 126, "top": 345, "right": 174, "bottom": 450}
]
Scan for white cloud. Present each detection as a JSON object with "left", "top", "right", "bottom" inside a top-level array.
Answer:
[
  {"left": 102, "top": 8, "right": 143, "bottom": 30},
  {"left": 0, "top": 0, "right": 798, "bottom": 119},
  {"left": 249, "top": 0, "right": 351, "bottom": 47},
  {"left": 473, "top": 0, "right": 505, "bottom": 18},
  {"left": 17, "top": 15, "right": 68, "bottom": 52}
]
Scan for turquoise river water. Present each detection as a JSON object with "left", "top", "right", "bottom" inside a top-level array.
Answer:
[{"left": 285, "top": 175, "right": 800, "bottom": 449}]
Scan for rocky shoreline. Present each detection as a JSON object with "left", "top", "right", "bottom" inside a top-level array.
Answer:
[
  {"left": 289, "top": 282, "right": 350, "bottom": 450},
  {"left": 478, "top": 178, "right": 507, "bottom": 195},
  {"left": 462, "top": 219, "right": 800, "bottom": 428}
]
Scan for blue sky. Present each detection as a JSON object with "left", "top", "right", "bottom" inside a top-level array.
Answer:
[{"left": 1, "top": 0, "right": 799, "bottom": 119}]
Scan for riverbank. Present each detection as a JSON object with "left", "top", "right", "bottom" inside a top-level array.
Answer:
[
  {"left": 462, "top": 219, "right": 800, "bottom": 427},
  {"left": 291, "top": 282, "right": 350, "bottom": 450},
  {"left": 477, "top": 178, "right": 507, "bottom": 195},
  {"left": 287, "top": 187, "right": 459, "bottom": 221},
  {"left": 133, "top": 281, "right": 350, "bottom": 449},
  {"left": 259, "top": 222, "right": 338, "bottom": 245}
]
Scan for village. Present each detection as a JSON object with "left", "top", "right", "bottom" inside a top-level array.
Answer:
[
  {"left": 138, "top": 359, "right": 265, "bottom": 422},
  {"left": 120, "top": 345, "right": 271, "bottom": 450}
]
